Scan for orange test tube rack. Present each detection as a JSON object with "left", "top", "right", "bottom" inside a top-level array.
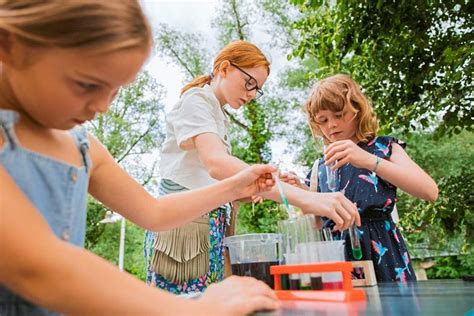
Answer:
[{"left": 271, "top": 261, "right": 366, "bottom": 302}]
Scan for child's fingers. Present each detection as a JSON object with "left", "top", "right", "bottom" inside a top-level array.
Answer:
[
  {"left": 325, "top": 150, "right": 345, "bottom": 167},
  {"left": 333, "top": 157, "right": 349, "bottom": 170},
  {"left": 331, "top": 213, "right": 344, "bottom": 232},
  {"left": 241, "top": 297, "right": 281, "bottom": 314},
  {"left": 335, "top": 205, "right": 353, "bottom": 231},
  {"left": 354, "top": 207, "right": 361, "bottom": 226},
  {"left": 251, "top": 164, "right": 278, "bottom": 177},
  {"left": 324, "top": 141, "right": 349, "bottom": 162}
]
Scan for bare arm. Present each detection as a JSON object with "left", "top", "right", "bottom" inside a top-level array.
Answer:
[
  {"left": 369, "top": 143, "right": 438, "bottom": 201},
  {"left": 0, "top": 165, "right": 195, "bottom": 315},
  {"left": 87, "top": 134, "right": 276, "bottom": 231},
  {"left": 195, "top": 133, "right": 360, "bottom": 230},
  {"left": 0, "top": 165, "right": 279, "bottom": 315},
  {"left": 325, "top": 140, "right": 439, "bottom": 202}
]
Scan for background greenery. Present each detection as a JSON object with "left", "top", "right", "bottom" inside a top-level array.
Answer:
[{"left": 85, "top": 0, "right": 473, "bottom": 281}]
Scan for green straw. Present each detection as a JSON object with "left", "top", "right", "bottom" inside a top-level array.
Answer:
[{"left": 273, "top": 172, "right": 291, "bottom": 216}]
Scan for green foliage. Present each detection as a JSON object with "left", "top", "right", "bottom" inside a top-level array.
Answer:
[
  {"left": 85, "top": 71, "right": 165, "bottom": 278},
  {"left": 426, "top": 255, "right": 474, "bottom": 279},
  {"left": 155, "top": 24, "right": 211, "bottom": 81},
  {"left": 84, "top": 198, "right": 107, "bottom": 250},
  {"left": 288, "top": 0, "right": 473, "bottom": 137},
  {"left": 211, "top": 0, "right": 252, "bottom": 43},
  {"left": 397, "top": 131, "right": 473, "bottom": 275},
  {"left": 87, "top": 220, "right": 147, "bottom": 281},
  {"left": 236, "top": 200, "right": 288, "bottom": 234}
]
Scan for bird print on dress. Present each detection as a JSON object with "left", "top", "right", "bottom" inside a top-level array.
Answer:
[
  {"left": 395, "top": 267, "right": 407, "bottom": 281},
  {"left": 358, "top": 172, "right": 379, "bottom": 192},
  {"left": 375, "top": 141, "right": 390, "bottom": 156},
  {"left": 371, "top": 240, "right": 388, "bottom": 265}
]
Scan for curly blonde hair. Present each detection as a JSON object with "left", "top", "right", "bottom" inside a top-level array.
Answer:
[{"left": 303, "top": 74, "right": 379, "bottom": 144}]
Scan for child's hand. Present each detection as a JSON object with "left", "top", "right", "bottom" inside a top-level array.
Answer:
[
  {"left": 324, "top": 140, "right": 375, "bottom": 170},
  {"left": 236, "top": 195, "right": 264, "bottom": 203},
  {"left": 197, "top": 276, "right": 281, "bottom": 315},
  {"left": 280, "top": 171, "right": 309, "bottom": 190},
  {"left": 230, "top": 164, "right": 277, "bottom": 200},
  {"left": 301, "top": 191, "right": 361, "bottom": 231}
]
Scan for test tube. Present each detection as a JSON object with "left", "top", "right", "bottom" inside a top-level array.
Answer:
[
  {"left": 349, "top": 224, "right": 363, "bottom": 260},
  {"left": 326, "top": 162, "right": 338, "bottom": 192},
  {"left": 324, "top": 145, "right": 338, "bottom": 192}
]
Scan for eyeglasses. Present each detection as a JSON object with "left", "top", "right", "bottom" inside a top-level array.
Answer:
[{"left": 230, "top": 62, "right": 264, "bottom": 100}]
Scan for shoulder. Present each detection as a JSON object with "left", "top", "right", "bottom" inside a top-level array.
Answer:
[
  {"left": 367, "top": 135, "right": 406, "bottom": 159},
  {"left": 377, "top": 135, "right": 406, "bottom": 149},
  {"left": 180, "top": 86, "right": 219, "bottom": 110},
  {"left": 87, "top": 132, "right": 112, "bottom": 174}
]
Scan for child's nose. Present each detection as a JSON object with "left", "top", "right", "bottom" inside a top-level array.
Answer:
[
  {"left": 328, "top": 117, "right": 338, "bottom": 128},
  {"left": 88, "top": 90, "right": 118, "bottom": 114},
  {"left": 87, "top": 95, "right": 111, "bottom": 114},
  {"left": 247, "top": 89, "right": 257, "bottom": 100}
]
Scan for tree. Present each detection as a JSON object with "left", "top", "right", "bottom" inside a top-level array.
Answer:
[
  {"left": 85, "top": 71, "right": 166, "bottom": 277},
  {"left": 288, "top": 0, "right": 473, "bottom": 137}
]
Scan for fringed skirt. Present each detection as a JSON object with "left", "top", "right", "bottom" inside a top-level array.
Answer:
[{"left": 144, "top": 179, "right": 229, "bottom": 294}]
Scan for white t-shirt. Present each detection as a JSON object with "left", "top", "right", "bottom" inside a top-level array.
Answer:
[{"left": 159, "top": 85, "right": 232, "bottom": 189}]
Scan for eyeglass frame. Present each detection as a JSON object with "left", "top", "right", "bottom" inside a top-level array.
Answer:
[{"left": 229, "top": 62, "right": 264, "bottom": 100}]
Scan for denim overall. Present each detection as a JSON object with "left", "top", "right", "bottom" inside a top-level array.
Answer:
[{"left": 0, "top": 110, "right": 90, "bottom": 315}]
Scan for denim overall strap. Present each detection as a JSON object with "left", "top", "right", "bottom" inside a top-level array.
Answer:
[
  {"left": 0, "top": 109, "right": 20, "bottom": 151},
  {"left": 70, "top": 126, "right": 91, "bottom": 173}
]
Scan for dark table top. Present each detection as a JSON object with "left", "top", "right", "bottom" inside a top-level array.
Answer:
[{"left": 256, "top": 280, "right": 474, "bottom": 316}]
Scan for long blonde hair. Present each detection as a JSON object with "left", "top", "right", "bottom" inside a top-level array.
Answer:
[
  {"left": 181, "top": 40, "right": 270, "bottom": 95},
  {"left": 0, "top": 0, "right": 152, "bottom": 53},
  {"left": 304, "top": 74, "right": 379, "bottom": 144}
]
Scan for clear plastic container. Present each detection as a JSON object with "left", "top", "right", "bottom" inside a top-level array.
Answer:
[
  {"left": 223, "top": 233, "right": 281, "bottom": 288},
  {"left": 316, "top": 240, "right": 346, "bottom": 289}
]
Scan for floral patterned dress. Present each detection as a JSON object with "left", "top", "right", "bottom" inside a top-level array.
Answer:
[{"left": 310, "top": 136, "right": 416, "bottom": 282}]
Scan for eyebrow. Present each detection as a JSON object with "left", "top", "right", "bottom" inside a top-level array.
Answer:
[
  {"left": 231, "top": 63, "right": 262, "bottom": 90},
  {"left": 75, "top": 71, "right": 111, "bottom": 88}
]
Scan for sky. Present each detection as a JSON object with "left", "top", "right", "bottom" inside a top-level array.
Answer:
[{"left": 141, "top": 0, "right": 218, "bottom": 108}]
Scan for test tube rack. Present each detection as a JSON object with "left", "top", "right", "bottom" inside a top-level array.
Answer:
[
  {"left": 351, "top": 260, "right": 377, "bottom": 287},
  {"left": 270, "top": 261, "right": 366, "bottom": 302}
]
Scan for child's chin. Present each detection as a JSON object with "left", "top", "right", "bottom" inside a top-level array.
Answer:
[{"left": 228, "top": 103, "right": 241, "bottom": 110}]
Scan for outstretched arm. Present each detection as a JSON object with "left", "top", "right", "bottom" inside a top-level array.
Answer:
[
  {"left": 194, "top": 133, "right": 359, "bottom": 231},
  {"left": 0, "top": 164, "right": 191, "bottom": 314},
  {"left": 87, "top": 134, "right": 276, "bottom": 231},
  {"left": 0, "top": 165, "right": 279, "bottom": 315}
]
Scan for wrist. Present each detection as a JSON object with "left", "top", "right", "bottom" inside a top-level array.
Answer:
[
  {"left": 224, "top": 175, "right": 242, "bottom": 200},
  {"left": 372, "top": 155, "right": 382, "bottom": 173},
  {"left": 287, "top": 187, "right": 311, "bottom": 211}
]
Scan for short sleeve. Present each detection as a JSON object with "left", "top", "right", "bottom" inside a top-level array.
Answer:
[
  {"left": 374, "top": 136, "right": 406, "bottom": 159},
  {"left": 169, "top": 91, "right": 222, "bottom": 150}
]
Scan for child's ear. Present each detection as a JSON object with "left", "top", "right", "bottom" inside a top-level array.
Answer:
[
  {"left": 0, "top": 30, "right": 14, "bottom": 63},
  {"left": 218, "top": 60, "right": 231, "bottom": 78},
  {"left": 0, "top": 32, "right": 27, "bottom": 68}
]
